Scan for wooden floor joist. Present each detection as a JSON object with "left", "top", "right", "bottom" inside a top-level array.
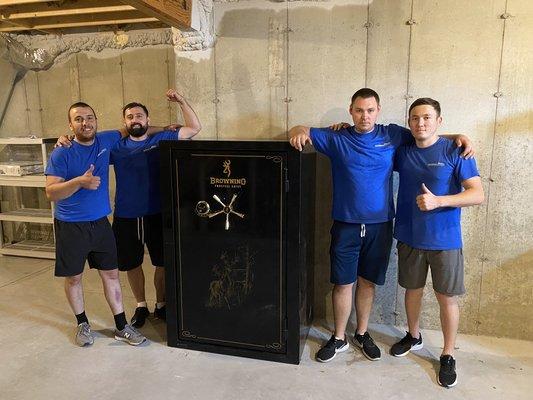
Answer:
[
  {"left": 0, "top": 0, "right": 194, "bottom": 33},
  {"left": 121, "top": 0, "right": 192, "bottom": 30}
]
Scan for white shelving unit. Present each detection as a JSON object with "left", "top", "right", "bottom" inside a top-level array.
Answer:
[{"left": 0, "top": 137, "right": 56, "bottom": 259}]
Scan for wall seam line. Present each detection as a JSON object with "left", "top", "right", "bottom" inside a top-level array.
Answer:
[
  {"left": 22, "top": 77, "right": 30, "bottom": 134},
  {"left": 213, "top": 6, "right": 219, "bottom": 140},
  {"left": 119, "top": 54, "right": 125, "bottom": 107},
  {"left": 35, "top": 72, "right": 44, "bottom": 135},
  {"left": 285, "top": 0, "right": 290, "bottom": 138},
  {"left": 166, "top": 48, "right": 173, "bottom": 124},
  {"left": 75, "top": 54, "right": 81, "bottom": 100},
  {"left": 475, "top": 0, "right": 509, "bottom": 334},
  {"left": 364, "top": 0, "right": 370, "bottom": 86},
  {"left": 403, "top": 0, "right": 415, "bottom": 124}
]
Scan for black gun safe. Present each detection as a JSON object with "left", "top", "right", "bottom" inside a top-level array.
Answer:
[{"left": 159, "top": 140, "right": 315, "bottom": 364}]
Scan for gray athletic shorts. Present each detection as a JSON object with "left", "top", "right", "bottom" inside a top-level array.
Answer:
[{"left": 397, "top": 241, "right": 465, "bottom": 296}]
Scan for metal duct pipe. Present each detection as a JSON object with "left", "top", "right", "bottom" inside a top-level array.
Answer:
[{"left": 0, "top": 34, "right": 54, "bottom": 128}]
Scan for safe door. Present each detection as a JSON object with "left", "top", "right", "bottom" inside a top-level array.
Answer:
[{"left": 172, "top": 151, "right": 287, "bottom": 353}]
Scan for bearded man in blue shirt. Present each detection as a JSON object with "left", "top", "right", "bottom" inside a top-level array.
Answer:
[
  {"left": 289, "top": 88, "right": 474, "bottom": 364},
  {"left": 111, "top": 89, "right": 201, "bottom": 328}
]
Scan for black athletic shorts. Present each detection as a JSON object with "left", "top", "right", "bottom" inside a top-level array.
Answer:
[
  {"left": 112, "top": 213, "right": 164, "bottom": 271},
  {"left": 54, "top": 217, "right": 118, "bottom": 277}
]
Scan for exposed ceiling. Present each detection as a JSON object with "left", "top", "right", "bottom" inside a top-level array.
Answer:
[{"left": 0, "top": 0, "right": 193, "bottom": 34}]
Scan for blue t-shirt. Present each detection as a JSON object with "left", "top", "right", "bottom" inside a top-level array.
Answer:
[
  {"left": 45, "top": 130, "right": 122, "bottom": 222},
  {"left": 393, "top": 137, "right": 480, "bottom": 250},
  {"left": 310, "top": 124, "right": 412, "bottom": 223},
  {"left": 110, "top": 130, "right": 179, "bottom": 218}
]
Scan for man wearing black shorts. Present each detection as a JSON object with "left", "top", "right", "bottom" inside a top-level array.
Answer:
[
  {"left": 111, "top": 89, "right": 201, "bottom": 327},
  {"left": 46, "top": 102, "right": 146, "bottom": 347}
]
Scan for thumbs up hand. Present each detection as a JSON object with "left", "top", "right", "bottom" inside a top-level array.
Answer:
[
  {"left": 416, "top": 183, "right": 440, "bottom": 211},
  {"left": 79, "top": 164, "right": 101, "bottom": 190}
]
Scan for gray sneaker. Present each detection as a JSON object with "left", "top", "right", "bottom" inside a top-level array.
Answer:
[
  {"left": 75, "top": 322, "right": 94, "bottom": 347},
  {"left": 114, "top": 324, "right": 147, "bottom": 346}
]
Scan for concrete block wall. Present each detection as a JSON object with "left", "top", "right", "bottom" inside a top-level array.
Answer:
[
  {"left": 0, "top": 0, "right": 531, "bottom": 340},
  {"left": 0, "top": 47, "right": 177, "bottom": 137}
]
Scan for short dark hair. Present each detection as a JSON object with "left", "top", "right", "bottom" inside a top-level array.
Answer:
[
  {"left": 351, "top": 88, "right": 380, "bottom": 105},
  {"left": 68, "top": 102, "right": 96, "bottom": 122},
  {"left": 122, "top": 102, "right": 149, "bottom": 117},
  {"left": 408, "top": 97, "right": 441, "bottom": 117}
]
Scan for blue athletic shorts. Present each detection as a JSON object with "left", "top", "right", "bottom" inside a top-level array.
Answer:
[{"left": 329, "top": 220, "right": 393, "bottom": 285}]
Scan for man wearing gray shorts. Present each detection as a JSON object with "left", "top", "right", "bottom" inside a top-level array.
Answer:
[{"left": 390, "top": 98, "right": 484, "bottom": 388}]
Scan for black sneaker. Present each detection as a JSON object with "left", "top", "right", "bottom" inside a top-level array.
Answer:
[
  {"left": 438, "top": 355, "right": 458, "bottom": 388},
  {"left": 390, "top": 332, "right": 424, "bottom": 357},
  {"left": 316, "top": 335, "right": 349, "bottom": 363},
  {"left": 154, "top": 305, "right": 166, "bottom": 321},
  {"left": 131, "top": 306, "right": 150, "bottom": 328},
  {"left": 353, "top": 332, "right": 381, "bottom": 361}
]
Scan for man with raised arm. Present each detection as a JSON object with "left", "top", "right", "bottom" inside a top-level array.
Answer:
[{"left": 111, "top": 89, "right": 201, "bottom": 327}]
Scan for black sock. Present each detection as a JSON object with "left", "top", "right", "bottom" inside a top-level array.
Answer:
[
  {"left": 114, "top": 312, "right": 127, "bottom": 331},
  {"left": 75, "top": 311, "right": 88, "bottom": 325}
]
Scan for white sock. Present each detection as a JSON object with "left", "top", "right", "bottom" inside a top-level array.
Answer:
[
  {"left": 137, "top": 301, "right": 147, "bottom": 308},
  {"left": 156, "top": 302, "right": 166, "bottom": 309}
]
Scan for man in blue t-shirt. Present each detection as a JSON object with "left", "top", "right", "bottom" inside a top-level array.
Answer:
[
  {"left": 46, "top": 102, "right": 146, "bottom": 347},
  {"left": 390, "top": 98, "right": 483, "bottom": 388},
  {"left": 111, "top": 89, "right": 201, "bottom": 328},
  {"left": 289, "top": 88, "right": 474, "bottom": 364}
]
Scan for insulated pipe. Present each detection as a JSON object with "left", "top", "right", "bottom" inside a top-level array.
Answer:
[{"left": 0, "top": 35, "right": 54, "bottom": 128}]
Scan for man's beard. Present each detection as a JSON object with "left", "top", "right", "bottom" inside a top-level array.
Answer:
[{"left": 128, "top": 123, "right": 148, "bottom": 137}]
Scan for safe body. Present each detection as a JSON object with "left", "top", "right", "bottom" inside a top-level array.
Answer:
[{"left": 159, "top": 140, "right": 315, "bottom": 364}]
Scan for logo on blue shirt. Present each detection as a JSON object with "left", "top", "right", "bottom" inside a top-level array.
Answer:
[
  {"left": 427, "top": 162, "right": 445, "bottom": 167},
  {"left": 374, "top": 142, "right": 391, "bottom": 147}
]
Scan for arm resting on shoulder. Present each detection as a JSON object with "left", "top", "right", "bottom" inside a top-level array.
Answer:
[{"left": 439, "top": 133, "right": 475, "bottom": 159}]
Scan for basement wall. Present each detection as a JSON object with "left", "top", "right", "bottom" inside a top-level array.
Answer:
[{"left": 0, "top": 0, "right": 531, "bottom": 340}]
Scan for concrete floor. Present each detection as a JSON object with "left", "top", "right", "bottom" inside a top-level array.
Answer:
[{"left": 0, "top": 256, "right": 531, "bottom": 400}]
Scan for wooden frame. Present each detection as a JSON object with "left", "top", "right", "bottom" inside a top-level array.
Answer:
[{"left": 0, "top": 0, "right": 193, "bottom": 33}]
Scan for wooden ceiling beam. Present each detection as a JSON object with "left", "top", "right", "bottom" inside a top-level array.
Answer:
[
  {"left": 3, "top": 5, "right": 136, "bottom": 20},
  {"left": 0, "top": 10, "right": 159, "bottom": 32},
  {"left": 0, "top": 0, "right": 61, "bottom": 6},
  {"left": 121, "top": 0, "right": 192, "bottom": 29},
  {"left": 0, "top": 0, "right": 196, "bottom": 33},
  {"left": 0, "top": 15, "right": 53, "bottom": 33},
  {"left": 0, "top": 20, "right": 166, "bottom": 33},
  {"left": 0, "top": 0, "right": 131, "bottom": 18}
]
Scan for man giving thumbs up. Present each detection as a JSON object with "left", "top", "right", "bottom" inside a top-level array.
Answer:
[
  {"left": 390, "top": 98, "right": 484, "bottom": 388},
  {"left": 45, "top": 102, "right": 147, "bottom": 348}
]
